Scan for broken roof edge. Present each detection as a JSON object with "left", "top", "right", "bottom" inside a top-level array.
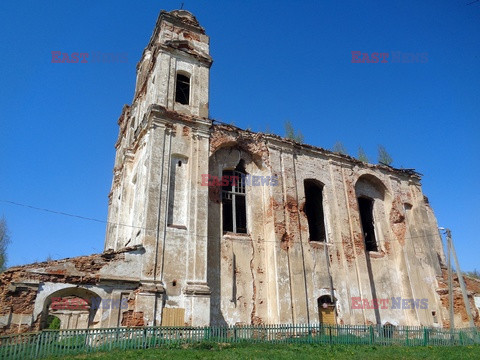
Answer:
[
  {"left": 133, "top": 10, "right": 209, "bottom": 73},
  {"left": 145, "top": 9, "right": 206, "bottom": 56},
  {"left": 2, "top": 245, "right": 144, "bottom": 274},
  {"left": 210, "top": 121, "right": 423, "bottom": 180}
]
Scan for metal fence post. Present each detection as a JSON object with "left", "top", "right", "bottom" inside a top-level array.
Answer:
[
  {"left": 423, "top": 328, "right": 429, "bottom": 346},
  {"left": 34, "top": 331, "right": 42, "bottom": 359},
  {"left": 142, "top": 328, "right": 147, "bottom": 349}
]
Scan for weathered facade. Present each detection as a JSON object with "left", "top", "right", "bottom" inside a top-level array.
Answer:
[{"left": 1, "top": 10, "right": 479, "bottom": 334}]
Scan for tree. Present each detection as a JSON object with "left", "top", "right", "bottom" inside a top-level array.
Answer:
[
  {"left": 0, "top": 217, "right": 11, "bottom": 272},
  {"left": 358, "top": 147, "right": 369, "bottom": 162},
  {"left": 46, "top": 315, "right": 61, "bottom": 329},
  {"left": 377, "top": 145, "right": 393, "bottom": 166},
  {"left": 332, "top": 141, "right": 347, "bottom": 155},
  {"left": 284, "top": 120, "right": 304, "bottom": 143}
]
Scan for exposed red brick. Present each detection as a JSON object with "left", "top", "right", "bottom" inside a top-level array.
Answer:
[
  {"left": 210, "top": 125, "right": 270, "bottom": 167},
  {"left": 121, "top": 310, "right": 145, "bottom": 327},
  {"left": 342, "top": 234, "right": 355, "bottom": 264},
  {"left": 436, "top": 268, "right": 480, "bottom": 328},
  {"left": 390, "top": 196, "right": 406, "bottom": 246}
]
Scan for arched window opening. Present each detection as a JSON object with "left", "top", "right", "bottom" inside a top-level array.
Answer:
[
  {"left": 304, "top": 180, "right": 326, "bottom": 242},
  {"left": 175, "top": 73, "right": 190, "bottom": 105},
  {"left": 358, "top": 197, "right": 378, "bottom": 252},
  {"left": 222, "top": 160, "right": 247, "bottom": 234}
]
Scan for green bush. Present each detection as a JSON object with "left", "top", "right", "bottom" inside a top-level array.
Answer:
[{"left": 47, "top": 316, "right": 61, "bottom": 330}]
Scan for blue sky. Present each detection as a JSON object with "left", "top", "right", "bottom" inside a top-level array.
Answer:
[{"left": 0, "top": 1, "right": 479, "bottom": 272}]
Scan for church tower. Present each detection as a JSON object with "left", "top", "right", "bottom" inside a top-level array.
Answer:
[
  {"left": 133, "top": 10, "right": 212, "bottom": 118},
  {"left": 104, "top": 10, "right": 213, "bottom": 326}
]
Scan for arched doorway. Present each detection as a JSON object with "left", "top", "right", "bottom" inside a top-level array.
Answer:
[
  {"left": 40, "top": 287, "right": 100, "bottom": 330},
  {"left": 318, "top": 295, "right": 336, "bottom": 325}
]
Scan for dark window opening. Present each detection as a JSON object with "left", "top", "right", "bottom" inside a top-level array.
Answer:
[
  {"left": 222, "top": 161, "right": 247, "bottom": 234},
  {"left": 175, "top": 74, "right": 190, "bottom": 105},
  {"left": 358, "top": 197, "right": 378, "bottom": 251},
  {"left": 304, "top": 180, "right": 326, "bottom": 242}
]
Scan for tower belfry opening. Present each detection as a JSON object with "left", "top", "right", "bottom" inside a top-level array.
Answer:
[{"left": 175, "top": 73, "right": 190, "bottom": 105}]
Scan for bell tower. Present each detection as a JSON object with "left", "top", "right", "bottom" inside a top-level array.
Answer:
[
  {"left": 134, "top": 10, "right": 212, "bottom": 118},
  {"left": 105, "top": 10, "right": 212, "bottom": 326}
]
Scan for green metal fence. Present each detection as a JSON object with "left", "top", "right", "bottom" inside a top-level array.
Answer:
[{"left": 0, "top": 324, "right": 479, "bottom": 359}]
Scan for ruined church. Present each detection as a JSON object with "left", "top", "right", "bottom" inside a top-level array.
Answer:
[{"left": 1, "top": 10, "right": 479, "bottom": 334}]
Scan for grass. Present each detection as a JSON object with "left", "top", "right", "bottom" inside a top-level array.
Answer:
[{"left": 44, "top": 343, "right": 480, "bottom": 360}]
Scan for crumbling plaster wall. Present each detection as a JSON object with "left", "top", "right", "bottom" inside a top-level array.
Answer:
[
  {"left": 207, "top": 139, "right": 272, "bottom": 325},
  {"left": 269, "top": 139, "right": 445, "bottom": 327},
  {"left": 113, "top": 104, "right": 212, "bottom": 316},
  {"left": 149, "top": 113, "right": 211, "bottom": 327},
  {"left": 106, "top": 105, "right": 212, "bottom": 327},
  {"left": 207, "top": 125, "right": 447, "bottom": 327}
]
